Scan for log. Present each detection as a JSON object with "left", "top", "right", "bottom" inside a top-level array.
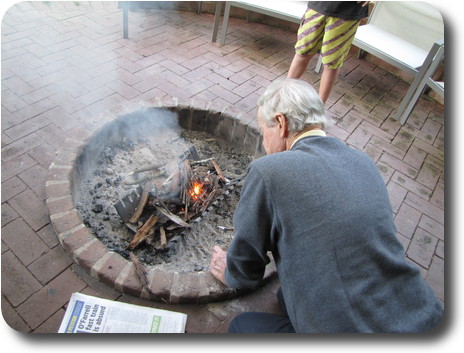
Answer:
[
  {"left": 127, "top": 214, "right": 159, "bottom": 250},
  {"left": 129, "top": 181, "right": 151, "bottom": 224}
]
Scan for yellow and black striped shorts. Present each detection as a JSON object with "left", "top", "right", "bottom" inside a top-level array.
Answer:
[{"left": 295, "top": 8, "right": 361, "bottom": 69}]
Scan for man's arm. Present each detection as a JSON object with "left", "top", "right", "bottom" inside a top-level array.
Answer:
[{"left": 209, "top": 163, "right": 274, "bottom": 289}]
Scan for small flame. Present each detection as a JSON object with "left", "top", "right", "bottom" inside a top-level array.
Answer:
[{"left": 189, "top": 180, "right": 204, "bottom": 201}]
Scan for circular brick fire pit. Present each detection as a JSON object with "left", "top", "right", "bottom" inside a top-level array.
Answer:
[{"left": 45, "top": 97, "right": 276, "bottom": 304}]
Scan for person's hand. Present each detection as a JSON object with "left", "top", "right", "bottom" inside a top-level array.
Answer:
[{"left": 210, "top": 245, "right": 227, "bottom": 285}]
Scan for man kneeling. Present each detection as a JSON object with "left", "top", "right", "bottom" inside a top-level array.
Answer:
[{"left": 209, "top": 78, "right": 443, "bottom": 333}]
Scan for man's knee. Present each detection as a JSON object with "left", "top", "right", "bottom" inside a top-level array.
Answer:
[{"left": 228, "top": 312, "right": 255, "bottom": 333}]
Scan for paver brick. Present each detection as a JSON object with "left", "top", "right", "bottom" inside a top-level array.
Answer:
[
  {"left": 407, "top": 228, "right": 438, "bottom": 269},
  {"left": 337, "top": 110, "right": 362, "bottom": 133},
  {"left": 418, "top": 215, "right": 444, "bottom": 242},
  {"left": 405, "top": 192, "right": 444, "bottom": 225},
  {"left": 425, "top": 256, "right": 444, "bottom": 303},
  {"left": 1, "top": 203, "right": 19, "bottom": 227},
  {"left": 75, "top": 238, "right": 111, "bottom": 273},
  {"left": 380, "top": 153, "right": 418, "bottom": 178},
  {"left": 16, "top": 268, "right": 87, "bottom": 330},
  {"left": 386, "top": 181, "right": 407, "bottom": 214},
  {"left": 36, "top": 224, "right": 60, "bottom": 249},
  {"left": 403, "top": 144, "right": 427, "bottom": 170},
  {"left": 391, "top": 171, "right": 433, "bottom": 200},
  {"left": 2, "top": 218, "right": 48, "bottom": 266},
  {"left": 1, "top": 251, "right": 42, "bottom": 307},
  {"left": 346, "top": 126, "right": 371, "bottom": 150},
  {"left": 1, "top": 132, "right": 44, "bottom": 162},
  {"left": 370, "top": 135, "right": 406, "bottom": 160},
  {"left": 1, "top": 176, "right": 27, "bottom": 203},
  {"left": 4, "top": 114, "right": 51, "bottom": 141},
  {"left": 416, "top": 162, "right": 441, "bottom": 190},
  {"left": 413, "top": 138, "right": 444, "bottom": 162},
  {"left": 394, "top": 203, "right": 422, "bottom": 239},
  {"left": 1, "top": 295, "right": 31, "bottom": 332},
  {"left": 28, "top": 245, "right": 73, "bottom": 285},
  {"left": 1, "top": 154, "right": 37, "bottom": 182},
  {"left": 429, "top": 180, "right": 444, "bottom": 210},
  {"left": 360, "top": 119, "right": 394, "bottom": 141}
]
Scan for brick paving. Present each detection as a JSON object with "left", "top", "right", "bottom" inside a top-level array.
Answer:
[{"left": 1, "top": 2, "right": 444, "bottom": 333}]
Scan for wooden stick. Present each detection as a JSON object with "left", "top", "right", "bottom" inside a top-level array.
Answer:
[
  {"left": 154, "top": 205, "right": 191, "bottom": 228},
  {"left": 129, "top": 252, "right": 152, "bottom": 294},
  {"left": 127, "top": 214, "right": 159, "bottom": 250},
  {"left": 200, "top": 188, "right": 221, "bottom": 213},
  {"left": 190, "top": 157, "right": 214, "bottom": 166},
  {"left": 129, "top": 181, "right": 151, "bottom": 224},
  {"left": 159, "top": 226, "right": 167, "bottom": 249},
  {"left": 211, "top": 159, "right": 226, "bottom": 182},
  {"left": 128, "top": 163, "right": 164, "bottom": 175}
]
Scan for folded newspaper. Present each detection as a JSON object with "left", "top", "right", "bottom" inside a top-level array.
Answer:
[{"left": 58, "top": 293, "right": 187, "bottom": 333}]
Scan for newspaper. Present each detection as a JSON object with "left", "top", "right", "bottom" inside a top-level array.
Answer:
[{"left": 58, "top": 292, "right": 187, "bottom": 333}]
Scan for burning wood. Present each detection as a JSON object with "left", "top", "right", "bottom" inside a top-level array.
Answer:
[{"left": 116, "top": 148, "right": 230, "bottom": 253}]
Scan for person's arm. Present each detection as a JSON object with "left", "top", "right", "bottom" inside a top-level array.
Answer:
[{"left": 211, "top": 164, "right": 275, "bottom": 289}]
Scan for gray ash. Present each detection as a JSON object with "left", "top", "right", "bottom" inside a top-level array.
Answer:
[{"left": 75, "top": 127, "right": 252, "bottom": 273}]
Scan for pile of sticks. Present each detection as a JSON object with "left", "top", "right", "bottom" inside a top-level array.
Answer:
[
  {"left": 118, "top": 151, "right": 240, "bottom": 294},
  {"left": 124, "top": 157, "right": 227, "bottom": 252}
]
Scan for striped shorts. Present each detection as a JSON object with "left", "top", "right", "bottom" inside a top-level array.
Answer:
[{"left": 295, "top": 8, "right": 361, "bottom": 69}]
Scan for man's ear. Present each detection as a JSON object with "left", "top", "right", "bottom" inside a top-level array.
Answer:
[{"left": 275, "top": 113, "right": 288, "bottom": 138}]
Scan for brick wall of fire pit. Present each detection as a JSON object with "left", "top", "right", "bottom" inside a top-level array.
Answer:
[{"left": 45, "top": 97, "right": 276, "bottom": 304}]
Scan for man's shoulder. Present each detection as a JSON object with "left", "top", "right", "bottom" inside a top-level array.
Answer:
[{"left": 250, "top": 150, "right": 295, "bottom": 170}]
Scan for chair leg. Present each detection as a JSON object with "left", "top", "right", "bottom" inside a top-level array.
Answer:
[
  {"left": 394, "top": 41, "right": 443, "bottom": 124},
  {"left": 395, "top": 83, "right": 426, "bottom": 125},
  {"left": 122, "top": 2, "right": 129, "bottom": 39},
  {"left": 220, "top": 2, "right": 232, "bottom": 46},
  {"left": 211, "top": 2, "right": 223, "bottom": 42},
  {"left": 315, "top": 55, "right": 323, "bottom": 73}
]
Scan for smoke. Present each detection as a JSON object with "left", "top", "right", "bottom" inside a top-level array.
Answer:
[{"left": 73, "top": 108, "right": 183, "bottom": 200}]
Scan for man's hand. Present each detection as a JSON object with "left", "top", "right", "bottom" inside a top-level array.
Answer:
[{"left": 210, "top": 245, "right": 227, "bottom": 285}]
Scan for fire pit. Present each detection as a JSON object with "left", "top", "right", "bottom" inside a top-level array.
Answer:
[{"left": 46, "top": 97, "right": 276, "bottom": 303}]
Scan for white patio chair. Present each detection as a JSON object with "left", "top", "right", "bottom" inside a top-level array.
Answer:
[{"left": 394, "top": 40, "right": 444, "bottom": 124}]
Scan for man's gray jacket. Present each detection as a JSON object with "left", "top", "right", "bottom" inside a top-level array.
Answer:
[{"left": 225, "top": 135, "right": 443, "bottom": 333}]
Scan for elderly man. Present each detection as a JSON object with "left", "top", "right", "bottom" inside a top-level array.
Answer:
[{"left": 209, "top": 78, "right": 443, "bottom": 333}]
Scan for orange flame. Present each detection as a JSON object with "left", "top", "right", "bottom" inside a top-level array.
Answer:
[{"left": 189, "top": 180, "right": 204, "bottom": 201}]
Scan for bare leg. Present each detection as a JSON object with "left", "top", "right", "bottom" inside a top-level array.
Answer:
[
  {"left": 287, "top": 53, "right": 314, "bottom": 79},
  {"left": 319, "top": 66, "right": 339, "bottom": 103}
]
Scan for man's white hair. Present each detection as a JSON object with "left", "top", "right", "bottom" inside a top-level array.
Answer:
[{"left": 257, "top": 78, "right": 327, "bottom": 132}]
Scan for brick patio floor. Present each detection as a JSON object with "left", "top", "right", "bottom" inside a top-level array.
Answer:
[{"left": 1, "top": 2, "right": 444, "bottom": 334}]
